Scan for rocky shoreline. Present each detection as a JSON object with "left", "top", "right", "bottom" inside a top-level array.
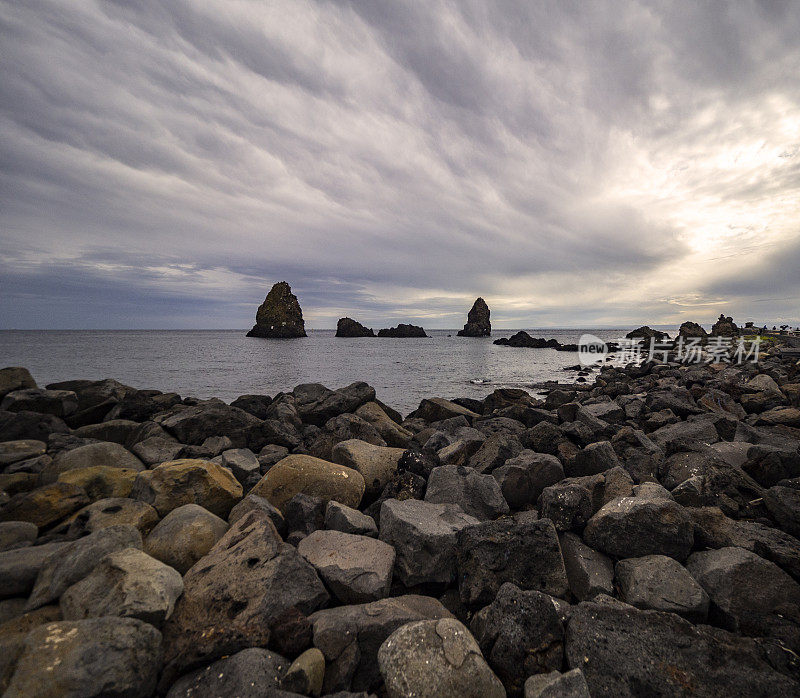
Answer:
[{"left": 0, "top": 345, "right": 799, "bottom": 697}]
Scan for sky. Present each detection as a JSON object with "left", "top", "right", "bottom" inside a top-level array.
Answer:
[{"left": 1, "top": 0, "right": 799, "bottom": 330}]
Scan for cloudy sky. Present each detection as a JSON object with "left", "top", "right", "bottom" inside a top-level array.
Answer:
[{"left": 1, "top": 0, "right": 798, "bottom": 330}]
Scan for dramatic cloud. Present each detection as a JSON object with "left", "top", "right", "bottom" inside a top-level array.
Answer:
[{"left": 1, "top": 0, "right": 798, "bottom": 328}]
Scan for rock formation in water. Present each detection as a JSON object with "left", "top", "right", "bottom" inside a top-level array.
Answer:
[
  {"left": 678, "top": 321, "right": 708, "bottom": 338},
  {"left": 494, "top": 331, "right": 560, "bottom": 348},
  {"left": 711, "top": 314, "right": 739, "bottom": 336},
  {"left": 625, "top": 326, "right": 670, "bottom": 341},
  {"left": 336, "top": 318, "right": 375, "bottom": 337},
  {"left": 457, "top": 298, "right": 491, "bottom": 337},
  {"left": 377, "top": 324, "right": 428, "bottom": 338},
  {"left": 246, "top": 282, "right": 307, "bottom": 338}
]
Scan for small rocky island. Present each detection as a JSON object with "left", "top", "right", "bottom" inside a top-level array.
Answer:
[
  {"left": 246, "top": 282, "right": 307, "bottom": 338},
  {"left": 377, "top": 324, "right": 428, "bottom": 338},
  {"left": 335, "top": 318, "right": 375, "bottom": 337},
  {"left": 457, "top": 298, "right": 491, "bottom": 337}
]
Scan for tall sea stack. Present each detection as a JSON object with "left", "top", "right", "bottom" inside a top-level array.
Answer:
[
  {"left": 457, "top": 297, "right": 491, "bottom": 337},
  {"left": 246, "top": 281, "right": 307, "bottom": 338}
]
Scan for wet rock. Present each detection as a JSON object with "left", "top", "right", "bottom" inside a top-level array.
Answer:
[
  {"left": 26, "top": 524, "right": 142, "bottom": 609},
  {"left": 378, "top": 618, "right": 505, "bottom": 698},
  {"left": 0, "top": 521, "right": 37, "bottom": 552},
  {"left": 309, "top": 594, "right": 452, "bottom": 694},
  {"left": 584, "top": 496, "right": 694, "bottom": 560},
  {"left": 492, "top": 451, "right": 564, "bottom": 509},
  {"left": 4, "top": 617, "right": 162, "bottom": 698},
  {"left": 0, "top": 482, "right": 90, "bottom": 529},
  {"left": 686, "top": 546, "right": 800, "bottom": 648},
  {"left": 332, "top": 440, "right": 405, "bottom": 500},
  {"left": 0, "top": 542, "right": 66, "bottom": 598},
  {"left": 61, "top": 548, "right": 183, "bottom": 626},
  {"left": 0, "top": 368, "right": 36, "bottom": 400},
  {"left": 398, "top": 449, "right": 440, "bottom": 478},
  {"left": 615, "top": 555, "right": 709, "bottom": 622},
  {"left": 247, "top": 281, "right": 307, "bottom": 338},
  {"left": 1, "top": 389, "right": 78, "bottom": 418},
  {"left": 165, "top": 647, "right": 289, "bottom": 698},
  {"left": 365, "top": 471, "right": 427, "bottom": 524},
  {"left": 145, "top": 503, "right": 229, "bottom": 574},
  {"left": 457, "top": 518, "right": 569, "bottom": 606},
  {"left": 425, "top": 464, "right": 509, "bottom": 521},
  {"left": 298, "top": 530, "right": 395, "bottom": 604},
  {"left": 251, "top": 454, "right": 365, "bottom": 513},
  {"left": 160, "top": 512, "right": 329, "bottom": 685},
  {"left": 559, "top": 532, "right": 614, "bottom": 600},
  {"left": 565, "top": 600, "right": 798, "bottom": 697},
  {"left": 0, "top": 440, "right": 46, "bottom": 467},
  {"left": 379, "top": 499, "right": 479, "bottom": 586},
  {"left": 457, "top": 298, "right": 491, "bottom": 337},
  {"left": 43, "top": 441, "right": 145, "bottom": 484},
  {"left": 540, "top": 482, "right": 592, "bottom": 532},
  {"left": 336, "top": 317, "right": 376, "bottom": 338},
  {"left": 131, "top": 458, "right": 243, "bottom": 517},
  {"left": 325, "top": 500, "right": 377, "bottom": 537},
  {"left": 377, "top": 324, "right": 428, "bottom": 338},
  {"left": 471, "top": 583, "right": 564, "bottom": 696}
]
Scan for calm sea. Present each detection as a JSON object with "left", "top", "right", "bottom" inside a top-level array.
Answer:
[{"left": 0, "top": 328, "right": 676, "bottom": 415}]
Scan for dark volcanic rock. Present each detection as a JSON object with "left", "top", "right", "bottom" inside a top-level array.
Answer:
[
  {"left": 679, "top": 321, "right": 708, "bottom": 338},
  {"left": 336, "top": 317, "right": 376, "bottom": 337},
  {"left": 457, "top": 297, "right": 491, "bottom": 337},
  {"left": 493, "top": 331, "right": 561, "bottom": 348},
  {"left": 625, "top": 326, "right": 670, "bottom": 341},
  {"left": 711, "top": 314, "right": 739, "bottom": 336},
  {"left": 246, "top": 281, "right": 307, "bottom": 338},
  {"left": 565, "top": 600, "right": 799, "bottom": 697},
  {"left": 377, "top": 323, "right": 428, "bottom": 338}
]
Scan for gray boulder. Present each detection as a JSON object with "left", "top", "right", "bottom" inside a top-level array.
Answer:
[
  {"left": 324, "top": 500, "right": 378, "bottom": 537},
  {"left": 615, "top": 555, "right": 709, "bottom": 622},
  {"left": 130, "top": 436, "right": 183, "bottom": 467},
  {"left": 425, "top": 465, "right": 510, "bottom": 520},
  {"left": 219, "top": 448, "right": 261, "bottom": 487},
  {"left": 228, "top": 494, "right": 286, "bottom": 536},
  {"left": 0, "top": 440, "right": 46, "bottom": 467},
  {"left": 539, "top": 482, "right": 592, "bottom": 531},
  {"left": 0, "top": 368, "right": 36, "bottom": 399},
  {"left": 0, "top": 521, "right": 37, "bottom": 552},
  {"left": 298, "top": 530, "right": 395, "bottom": 604},
  {"left": 492, "top": 451, "right": 564, "bottom": 509},
  {"left": 525, "top": 670, "right": 590, "bottom": 698},
  {"left": 60, "top": 548, "right": 183, "bottom": 626},
  {"left": 44, "top": 441, "right": 145, "bottom": 484},
  {"left": 765, "top": 485, "right": 800, "bottom": 538},
  {"left": 379, "top": 499, "right": 479, "bottom": 586},
  {"left": 568, "top": 440, "right": 621, "bottom": 477},
  {"left": 293, "top": 382, "right": 376, "bottom": 426},
  {"left": 0, "top": 541, "right": 66, "bottom": 598},
  {"left": 1, "top": 389, "right": 78, "bottom": 418},
  {"left": 559, "top": 532, "right": 614, "bottom": 601},
  {"left": 378, "top": 618, "right": 505, "bottom": 698},
  {"left": 331, "top": 439, "right": 405, "bottom": 499}
]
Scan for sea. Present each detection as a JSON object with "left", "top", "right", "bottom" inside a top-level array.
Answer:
[{"left": 0, "top": 327, "right": 678, "bottom": 416}]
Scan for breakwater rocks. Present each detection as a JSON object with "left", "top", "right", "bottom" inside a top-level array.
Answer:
[
  {"left": 247, "top": 281, "right": 307, "bottom": 338},
  {"left": 1, "top": 354, "right": 800, "bottom": 697}
]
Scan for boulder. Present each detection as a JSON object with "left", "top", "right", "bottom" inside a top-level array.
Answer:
[
  {"left": 0, "top": 483, "right": 90, "bottom": 529},
  {"left": 160, "top": 512, "right": 329, "bottom": 685},
  {"left": 0, "top": 368, "right": 36, "bottom": 400},
  {"left": 131, "top": 458, "right": 243, "bottom": 517},
  {"left": 336, "top": 317, "right": 375, "bottom": 337},
  {"left": 250, "top": 454, "right": 365, "bottom": 512},
  {"left": 307, "top": 413, "right": 386, "bottom": 461},
  {"left": 246, "top": 281, "right": 307, "bottom": 338},
  {"left": 0, "top": 389, "right": 77, "bottom": 418},
  {"left": 540, "top": 482, "right": 593, "bottom": 532},
  {"left": 492, "top": 451, "right": 564, "bottom": 509},
  {"left": 0, "top": 410, "right": 69, "bottom": 442},
  {"left": 559, "top": 532, "right": 614, "bottom": 601},
  {"left": 157, "top": 401, "right": 261, "bottom": 447},
  {"left": 565, "top": 599, "right": 798, "bottom": 697},
  {"left": 324, "top": 500, "right": 377, "bottom": 537},
  {"left": 229, "top": 494, "right": 286, "bottom": 536},
  {"left": 678, "top": 321, "right": 708, "bottom": 338},
  {"left": 0, "top": 521, "right": 37, "bottom": 552},
  {"left": 284, "top": 493, "right": 326, "bottom": 537},
  {"left": 379, "top": 499, "right": 479, "bottom": 586},
  {"left": 378, "top": 618, "right": 505, "bottom": 698},
  {"left": 57, "top": 466, "right": 138, "bottom": 501},
  {"left": 60, "top": 548, "right": 183, "bottom": 626},
  {"left": 470, "top": 583, "right": 564, "bottom": 696},
  {"left": 409, "top": 398, "right": 480, "bottom": 424},
  {"left": 0, "top": 605, "right": 62, "bottom": 693},
  {"left": 44, "top": 441, "right": 145, "bottom": 484},
  {"left": 764, "top": 485, "right": 800, "bottom": 537},
  {"left": 569, "top": 441, "right": 621, "bottom": 477},
  {"left": 377, "top": 324, "right": 428, "bottom": 338},
  {"left": 0, "top": 440, "right": 46, "bottom": 467},
  {"left": 468, "top": 433, "right": 523, "bottom": 474},
  {"left": 355, "top": 402, "right": 413, "bottom": 447},
  {"left": 331, "top": 440, "right": 405, "bottom": 500},
  {"left": 294, "top": 382, "right": 376, "bottom": 427},
  {"left": 524, "top": 670, "right": 590, "bottom": 698},
  {"left": 309, "top": 594, "right": 453, "bottom": 694},
  {"left": 219, "top": 448, "right": 261, "bottom": 488},
  {"left": 457, "top": 298, "right": 491, "bottom": 337},
  {"left": 615, "top": 555, "right": 709, "bottom": 622},
  {"left": 425, "top": 465, "right": 509, "bottom": 521},
  {"left": 281, "top": 647, "right": 325, "bottom": 696},
  {"left": 145, "top": 503, "right": 229, "bottom": 574},
  {"left": 298, "top": 530, "right": 394, "bottom": 604},
  {"left": 229, "top": 394, "right": 273, "bottom": 420},
  {"left": 457, "top": 518, "right": 569, "bottom": 606},
  {"left": 130, "top": 437, "right": 183, "bottom": 467},
  {"left": 711, "top": 314, "right": 739, "bottom": 336},
  {"left": 584, "top": 496, "right": 694, "bottom": 560},
  {"left": 0, "top": 542, "right": 66, "bottom": 598},
  {"left": 26, "top": 524, "right": 143, "bottom": 609},
  {"left": 165, "top": 647, "right": 289, "bottom": 698},
  {"left": 686, "top": 546, "right": 800, "bottom": 648},
  {"left": 4, "top": 617, "right": 161, "bottom": 698}
]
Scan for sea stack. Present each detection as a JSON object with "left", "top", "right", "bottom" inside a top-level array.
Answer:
[
  {"left": 246, "top": 281, "right": 307, "bottom": 338},
  {"left": 457, "top": 297, "right": 491, "bottom": 337},
  {"left": 336, "top": 317, "right": 375, "bottom": 337},
  {"left": 625, "top": 326, "right": 670, "bottom": 341},
  {"left": 377, "top": 324, "right": 428, "bottom": 337},
  {"left": 711, "top": 314, "right": 739, "bottom": 336},
  {"left": 678, "top": 321, "right": 708, "bottom": 338}
]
